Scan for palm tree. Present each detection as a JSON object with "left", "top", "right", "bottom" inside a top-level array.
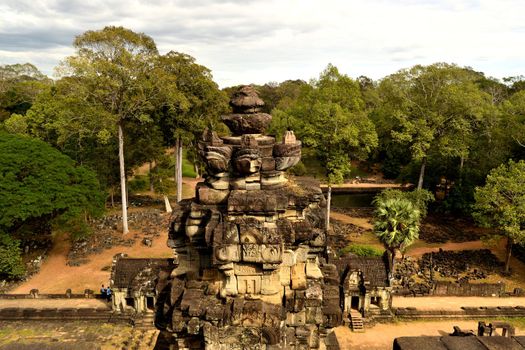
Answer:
[{"left": 373, "top": 197, "right": 421, "bottom": 269}]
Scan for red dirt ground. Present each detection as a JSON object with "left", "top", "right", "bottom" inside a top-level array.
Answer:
[{"left": 11, "top": 228, "right": 172, "bottom": 294}]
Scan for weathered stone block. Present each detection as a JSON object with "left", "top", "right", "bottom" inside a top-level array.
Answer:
[
  {"left": 261, "top": 157, "right": 276, "bottom": 171},
  {"left": 242, "top": 244, "right": 262, "bottom": 262},
  {"left": 214, "top": 244, "right": 241, "bottom": 263},
  {"left": 295, "top": 246, "right": 309, "bottom": 263},
  {"left": 291, "top": 263, "right": 307, "bottom": 290},
  {"left": 237, "top": 275, "right": 262, "bottom": 294},
  {"left": 261, "top": 244, "right": 282, "bottom": 263},
  {"left": 306, "top": 306, "right": 323, "bottom": 324},
  {"left": 282, "top": 250, "right": 295, "bottom": 267},
  {"left": 187, "top": 317, "right": 201, "bottom": 335},
  {"left": 261, "top": 272, "right": 281, "bottom": 295},
  {"left": 234, "top": 264, "right": 261, "bottom": 276},
  {"left": 305, "top": 284, "right": 323, "bottom": 307},
  {"left": 279, "top": 266, "right": 291, "bottom": 286},
  {"left": 198, "top": 185, "right": 229, "bottom": 205},
  {"left": 306, "top": 261, "right": 323, "bottom": 280},
  {"left": 246, "top": 182, "right": 261, "bottom": 191}
]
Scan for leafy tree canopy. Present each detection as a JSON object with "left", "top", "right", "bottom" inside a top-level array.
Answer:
[
  {"left": 0, "top": 63, "right": 50, "bottom": 121},
  {"left": 473, "top": 160, "right": 525, "bottom": 272},
  {"left": 473, "top": 160, "right": 525, "bottom": 246},
  {"left": 373, "top": 197, "right": 421, "bottom": 266},
  {"left": 271, "top": 64, "right": 378, "bottom": 184},
  {"left": 375, "top": 188, "right": 434, "bottom": 218},
  {"left": 0, "top": 132, "right": 104, "bottom": 233},
  {"left": 377, "top": 63, "right": 495, "bottom": 188}
]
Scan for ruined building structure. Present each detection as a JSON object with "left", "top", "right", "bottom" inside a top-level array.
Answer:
[{"left": 152, "top": 86, "right": 391, "bottom": 349}]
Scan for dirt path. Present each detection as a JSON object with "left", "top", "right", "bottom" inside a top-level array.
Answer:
[
  {"left": 334, "top": 320, "right": 525, "bottom": 350},
  {"left": 12, "top": 229, "right": 172, "bottom": 294},
  {"left": 330, "top": 211, "right": 373, "bottom": 230},
  {"left": 0, "top": 299, "right": 109, "bottom": 309},
  {"left": 321, "top": 183, "right": 410, "bottom": 189},
  {"left": 407, "top": 240, "right": 501, "bottom": 257},
  {"left": 393, "top": 296, "right": 525, "bottom": 310}
]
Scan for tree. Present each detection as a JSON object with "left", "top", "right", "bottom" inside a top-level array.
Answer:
[
  {"left": 373, "top": 197, "right": 421, "bottom": 269},
  {"left": 156, "top": 51, "right": 228, "bottom": 202},
  {"left": 473, "top": 160, "right": 525, "bottom": 273},
  {"left": 375, "top": 188, "right": 434, "bottom": 218},
  {"left": 0, "top": 233, "right": 25, "bottom": 279},
  {"left": 377, "top": 63, "right": 493, "bottom": 189},
  {"left": 0, "top": 132, "right": 104, "bottom": 235},
  {"left": 0, "top": 63, "right": 50, "bottom": 122},
  {"left": 58, "top": 26, "right": 163, "bottom": 234},
  {"left": 502, "top": 91, "right": 525, "bottom": 149},
  {"left": 271, "top": 64, "right": 377, "bottom": 230}
]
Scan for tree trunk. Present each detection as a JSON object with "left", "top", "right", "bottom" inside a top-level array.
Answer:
[
  {"left": 149, "top": 161, "right": 154, "bottom": 192},
  {"left": 164, "top": 195, "right": 173, "bottom": 213},
  {"left": 118, "top": 122, "right": 129, "bottom": 235},
  {"left": 391, "top": 249, "right": 396, "bottom": 272},
  {"left": 326, "top": 185, "right": 332, "bottom": 232},
  {"left": 417, "top": 157, "right": 427, "bottom": 190},
  {"left": 176, "top": 137, "right": 183, "bottom": 203},
  {"left": 459, "top": 155, "right": 465, "bottom": 173},
  {"left": 194, "top": 162, "right": 200, "bottom": 179},
  {"left": 505, "top": 237, "right": 513, "bottom": 273},
  {"left": 110, "top": 190, "right": 114, "bottom": 208}
]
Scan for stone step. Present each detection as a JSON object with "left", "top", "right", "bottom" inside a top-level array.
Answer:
[
  {"left": 349, "top": 311, "right": 365, "bottom": 332},
  {"left": 134, "top": 314, "right": 156, "bottom": 330}
]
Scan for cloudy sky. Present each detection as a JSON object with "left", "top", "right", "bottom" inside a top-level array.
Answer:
[{"left": 1, "top": 0, "right": 524, "bottom": 87}]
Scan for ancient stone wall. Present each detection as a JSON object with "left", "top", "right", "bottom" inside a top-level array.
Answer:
[{"left": 432, "top": 281, "right": 505, "bottom": 297}]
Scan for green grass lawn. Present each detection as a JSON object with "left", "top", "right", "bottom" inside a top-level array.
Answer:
[{"left": 181, "top": 149, "right": 197, "bottom": 178}]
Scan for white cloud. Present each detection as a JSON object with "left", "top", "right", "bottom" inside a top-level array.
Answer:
[{"left": 0, "top": 0, "right": 523, "bottom": 86}]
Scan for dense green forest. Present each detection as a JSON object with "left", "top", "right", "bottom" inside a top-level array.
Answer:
[{"left": 1, "top": 26, "right": 524, "bottom": 279}]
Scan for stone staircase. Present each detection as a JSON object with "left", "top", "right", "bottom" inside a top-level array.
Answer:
[
  {"left": 133, "top": 312, "right": 156, "bottom": 330},
  {"left": 349, "top": 310, "right": 365, "bottom": 332}
]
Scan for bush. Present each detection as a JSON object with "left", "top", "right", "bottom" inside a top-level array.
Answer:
[
  {"left": 0, "top": 233, "right": 25, "bottom": 279},
  {"left": 288, "top": 161, "right": 307, "bottom": 176},
  {"left": 128, "top": 175, "right": 149, "bottom": 193},
  {"left": 339, "top": 244, "right": 384, "bottom": 257}
]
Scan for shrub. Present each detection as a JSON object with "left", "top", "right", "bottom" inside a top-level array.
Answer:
[
  {"left": 128, "top": 175, "right": 149, "bottom": 193},
  {"left": 288, "top": 161, "right": 307, "bottom": 176},
  {"left": 339, "top": 244, "right": 384, "bottom": 257},
  {"left": 0, "top": 233, "right": 25, "bottom": 279}
]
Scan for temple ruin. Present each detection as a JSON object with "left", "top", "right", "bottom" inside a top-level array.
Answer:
[{"left": 150, "top": 86, "right": 392, "bottom": 349}]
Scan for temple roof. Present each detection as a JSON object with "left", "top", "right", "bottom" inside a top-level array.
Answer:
[
  {"left": 335, "top": 256, "right": 390, "bottom": 288},
  {"left": 112, "top": 258, "right": 174, "bottom": 289}
]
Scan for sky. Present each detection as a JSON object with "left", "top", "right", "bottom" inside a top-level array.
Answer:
[{"left": 0, "top": 0, "right": 524, "bottom": 87}]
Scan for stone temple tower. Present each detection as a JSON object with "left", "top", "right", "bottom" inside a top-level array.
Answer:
[{"left": 155, "top": 86, "right": 342, "bottom": 349}]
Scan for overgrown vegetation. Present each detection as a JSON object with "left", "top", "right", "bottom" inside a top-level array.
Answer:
[
  {"left": 0, "top": 132, "right": 104, "bottom": 277},
  {"left": 339, "top": 244, "right": 384, "bottom": 257}
]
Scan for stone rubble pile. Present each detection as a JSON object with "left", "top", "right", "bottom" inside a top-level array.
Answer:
[{"left": 68, "top": 210, "right": 168, "bottom": 266}]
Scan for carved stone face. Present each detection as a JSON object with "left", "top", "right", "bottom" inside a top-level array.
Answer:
[
  {"left": 233, "top": 150, "right": 262, "bottom": 175},
  {"left": 214, "top": 245, "right": 241, "bottom": 263},
  {"left": 202, "top": 145, "right": 232, "bottom": 175}
]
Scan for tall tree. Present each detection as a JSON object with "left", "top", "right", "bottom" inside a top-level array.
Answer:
[
  {"left": 272, "top": 64, "right": 377, "bottom": 230},
  {"left": 377, "top": 63, "right": 493, "bottom": 189},
  {"left": 0, "top": 132, "right": 104, "bottom": 235},
  {"left": 157, "top": 51, "right": 228, "bottom": 202},
  {"left": 473, "top": 160, "right": 525, "bottom": 273},
  {"left": 502, "top": 90, "right": 525, "bottom": 149},
  {"left": 58, "top": 26, "right": 162, "bottom": 234},
  {"left": 0, "top": 63, "right": 50, "bottom": 121},
  {"left": 373, "top": 197, "right": 420, "bottom": 269}
]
